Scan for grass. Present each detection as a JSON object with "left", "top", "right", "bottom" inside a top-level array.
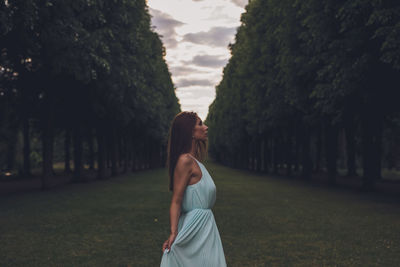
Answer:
[{"left": 0, "top": 160, "right": 399, "bottom": 266}]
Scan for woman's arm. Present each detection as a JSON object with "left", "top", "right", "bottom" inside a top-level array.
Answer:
[{"left": 163, "top": 154, "right": 193, "bottom": 252}]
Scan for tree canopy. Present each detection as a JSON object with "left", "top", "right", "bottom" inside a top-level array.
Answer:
[
  {"left": 206, "top": 0, "right": 400, "bottom": 189},
  {"left": 0, "top": 0, "right": 180, "bottom": 187}
]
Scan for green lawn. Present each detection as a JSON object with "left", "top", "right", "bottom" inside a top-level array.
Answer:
[{"left": 1, "top": 161, "right": 399, "bottom": 266}]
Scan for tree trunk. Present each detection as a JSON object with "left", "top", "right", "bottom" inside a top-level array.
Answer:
[
  {"left": 325, "top": 122, "right": 338, "bottom": 185},
  {"left": 111, "top": 129, "right": 118, "bottom": 176},
  {"left": 294, "top": 136, "right": 299, "bottom": 173},
  {"left": 272, "top": 137, "right": 278, "bottom": 175},
  {"left": 146, "top": 136, "right": 150, "bottom": 169},
  {"left": 315, "top": 125, "right": 322, "bottom": 173},
  {"left": 162, "top": 144, "right": 166, "bottom": 168},
  {"left": 42, "top": 114, "right": 54, "bottom": 189},
  {"left": 131, "top": 138, "right": 137, "bottom": 171},
  {"left": 301, "top": 128, "right": 312, "bottom": 179},
  {"left": 149, "top": 138, "right": 154, "bottom": 169},
  {"left": 362, "top": 114, "right": 382, "bottom": 190},
  {"left": 249, "top": 139, "right": 254, "bottom": 170},
  {"left": 127, "top": 137, "right": 132, "bottom": 170},
  {"left": 255, "top": 137, "right": 261, "bottom": 171},
  {"left": 97, "top": 128, "right": 107, "bottom": 179},
  {"left": 73, "top": 125, "right": 84, "bottom": 182},
  {"left": 260, "top": 137, "right": 265, "bottom": 172},
  {"left": 23, "top": 115, "right": 31, "bottom": 176},
  {"left": 263, "top": 136, "right": 270, "bottom": 173},
  {"left": 106, "top": 134, "right": 111, "bottom": 169},
  {"left": 64, "top": 129, "right": 71, "bottom": 173},
  {"left": 6, "top": 128, "right": 17, "bottom": 171},
  {"left": 286, "top": 133, "right": 293, "bottom": 177},
  {"left": 123, "top": 136, "right": 128, "bottom": 173},
  {"left": 345, "top": 116, "right": 357, "bottom": 176},
  {"left": 118, "top": 135, "right": 123, "bottom": 169},
  {"left": 281, "top": 130, "right": 293, "bottom": 176},
  {"left": 242, "top": 140, "right": 248, "bottom": 169},
  {"left": 88, "top": 128, "right": 95, "bottom": 170}
]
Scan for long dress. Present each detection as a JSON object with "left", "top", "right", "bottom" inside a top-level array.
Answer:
[{"left": 160, "top": 155, "right": 227, "bottom": 267}]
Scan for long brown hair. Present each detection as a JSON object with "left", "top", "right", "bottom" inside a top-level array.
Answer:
[{"left": 166, "top": 111, "right": 208, "bottom": 191}]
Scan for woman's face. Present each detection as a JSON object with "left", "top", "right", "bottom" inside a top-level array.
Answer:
[{"left": 192, "top": 117, "right": 208, "bottom": 141}]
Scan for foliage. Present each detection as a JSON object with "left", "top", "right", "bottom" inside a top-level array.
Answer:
[
  {"left": 206, "top": 0, "right": 400, "bottom": 187},
  {"left": 0, "top": 0, "right": 180, "bottom": 176}
]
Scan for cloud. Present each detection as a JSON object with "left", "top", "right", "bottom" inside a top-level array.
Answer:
[
  {"left": 193, "top": 0, "right": 248, "bottom": 8},
  {"left": 176, "top": 91, "right": 194, "bottom": 98},
  {"left": 176, "top": 78, "right": 214, "bottom": 87},
  {"left": 182, "top": 26, "right": 237, "bottom": 47},
  {"left": 177, "top": 86, "right": 216, "bottom": 100},
  {"left": 169, "top": 66, "right": 206, "bottom": 77},
  {"left": 178, "top": 95, "right": 215, "bottom": 120},
  {"left": 149, "top": 8, "right": 184, "bottom": 48},
  {"left": 206, "top": 5, "right": 240, "bottom": 24},
  {"left": 231, "top": 0, "right": 248, "bottom": 8},
  {"left": 184, "top": 54, "right": 228, "bottom": 68}
]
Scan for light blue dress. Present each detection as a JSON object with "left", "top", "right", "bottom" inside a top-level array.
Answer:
[{"left": 160, "top": 156, "right": 227, "bottom": 267}]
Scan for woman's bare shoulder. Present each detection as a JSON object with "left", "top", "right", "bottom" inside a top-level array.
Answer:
[
  {"left": 174, "top": 154, "right": 194, "bottom": 184},
  {"left": 176, "top": 153, "right": 194, "bottom": 167}
]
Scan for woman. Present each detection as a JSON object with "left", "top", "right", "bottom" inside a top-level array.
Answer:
[{"left": 160, "top": 111, "right": 227, "bottom": 267}]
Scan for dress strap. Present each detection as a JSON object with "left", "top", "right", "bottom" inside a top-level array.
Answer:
[
  {"left": 188, "top": 153, "right": 198, "bottom": 161},
  {"left": 187, "top": 154, "right": 200, "bottom": 164}
]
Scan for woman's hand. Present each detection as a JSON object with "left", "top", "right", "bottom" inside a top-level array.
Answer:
[{"left": 162, "top": 232, "right": 178, "bottom": 253}]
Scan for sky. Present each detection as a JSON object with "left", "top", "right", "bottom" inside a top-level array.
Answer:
[{"left": 147, "top": 0, "right": 248, "bottom": 120}]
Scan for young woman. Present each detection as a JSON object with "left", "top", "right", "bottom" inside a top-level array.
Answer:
[{"left": 160, "top": 111, "right": 227, "bottom": 267}]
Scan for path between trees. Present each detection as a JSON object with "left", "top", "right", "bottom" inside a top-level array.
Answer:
[{"left": 1, "top": 166, "right": 399, "bottom": 198}]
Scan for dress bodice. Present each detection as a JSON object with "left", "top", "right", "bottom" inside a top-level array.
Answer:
[{"left": 181, "top": 156, "right": 217, "bottom": 213}]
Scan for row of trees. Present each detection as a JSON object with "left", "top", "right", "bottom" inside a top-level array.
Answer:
[
  {"left": 0, "top": 0, "right": 180, "bottom": 188},
  {"left": 206, "top": 0, "right": 400, "bottom": 190}
]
